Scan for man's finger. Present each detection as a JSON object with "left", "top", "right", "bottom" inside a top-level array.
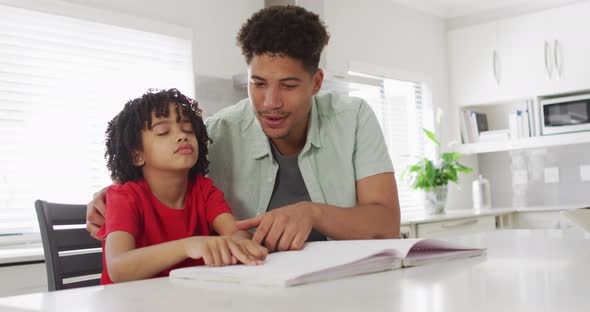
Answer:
[
  {"left": 263, "top": 216, "right": 288, "bottom": 252},
  {"left": 276, "top": 224, "right": 297, "bottom": 252},
  {"left": 235, "top": 215, "right": 264, "bottom": 231},
  {"left": 87, "top": 223, "right": 101, "bottom": 240},
  {"left": 290, "top": 232, "right": 308, "bottom": 251},
  {"left": 251, "top": 215, "right": 274, "bottom": 246}
]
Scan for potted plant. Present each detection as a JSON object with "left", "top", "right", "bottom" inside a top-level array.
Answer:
[{"left": 404, "top": 128, "right": 473, "bottom": 214}]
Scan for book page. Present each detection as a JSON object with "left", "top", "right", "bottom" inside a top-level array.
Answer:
[{"left": 170, "top": 239, "right": 404, "bottom": 286}]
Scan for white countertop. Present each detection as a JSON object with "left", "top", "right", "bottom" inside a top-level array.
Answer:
[
  {"left": 0, "top": 229, "right": 588, "bottom": 312},
  {"left": 401, "top": 204, "right": 588, "bottom": 225}
]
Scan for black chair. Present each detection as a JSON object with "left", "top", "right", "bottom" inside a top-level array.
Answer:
[{"left": 35, "top": 200, "right": 102, "bottom": 291}]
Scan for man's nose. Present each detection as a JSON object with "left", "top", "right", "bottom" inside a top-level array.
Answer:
[{"left": 263, "top": 86, "right": 282, "bottom": 110}]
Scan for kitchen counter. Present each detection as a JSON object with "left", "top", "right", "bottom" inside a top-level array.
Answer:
[
  {"left": 1, "top": 229, "right": 588, "bottom": 312},
  {"left": 401, "top": 204, "right": 588, "bottom": 225}
]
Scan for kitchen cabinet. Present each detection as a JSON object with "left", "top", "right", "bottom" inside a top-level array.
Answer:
[
  {"left": 448, "top": 22, "right": 504, "bottom": 107},
  {"left": 511, "top": 211, "right": 576, "bottom": 230},
  {"left": 448, "top": 1, "right": 590, "bottom": 108},
  {"left": 0, "top": 262, "right": 47, "bottom": 297},
  {"left": 415, "top": 215, "right": 497, "bottom": 238}
]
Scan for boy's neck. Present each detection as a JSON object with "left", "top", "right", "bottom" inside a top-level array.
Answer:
[{"left": 143, "top": 169, "right": 189, "bottom": 209}]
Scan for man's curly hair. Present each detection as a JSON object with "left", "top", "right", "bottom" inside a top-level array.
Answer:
[
  {"left": 236, "top": 5, "right": 330, "bottom": 73},
  {"left": 104, "top": 88, "right": 211, "bottom": 184}
]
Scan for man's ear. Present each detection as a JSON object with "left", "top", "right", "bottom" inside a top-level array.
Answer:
[
  {"left": 132, "top": 151, "right": 145, "bottom": 167},
  {"left": 312, "top": 68, "right": 324, "bottom": 95}
]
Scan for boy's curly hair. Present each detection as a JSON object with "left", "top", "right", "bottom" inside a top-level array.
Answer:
[
  {"left": 105, "top": 88, "right": 210, "bottom": 183},
  {"left": 236, "top": 5, "right": 330, "bottom": 73}
]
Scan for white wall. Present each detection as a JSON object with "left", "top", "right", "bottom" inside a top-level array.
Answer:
[{"left": 318, "top": 0, "right": 473, "bottom": 210}]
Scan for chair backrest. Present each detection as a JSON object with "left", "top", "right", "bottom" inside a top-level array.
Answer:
[{"left": 34, "top": 200, "right": 102, "bottom": 291}]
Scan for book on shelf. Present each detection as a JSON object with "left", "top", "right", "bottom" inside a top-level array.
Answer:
[
  {"left": 461, "top": 110, "right": 488, "bottom": 143},
  {"left": 170, "top": 239, "right": 486, "bottom": 287}
]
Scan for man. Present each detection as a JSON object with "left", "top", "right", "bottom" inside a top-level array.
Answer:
[{"left": 87, "top": 5, "right": 400, "bottom": 251}]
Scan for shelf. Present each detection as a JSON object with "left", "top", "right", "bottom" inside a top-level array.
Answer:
[{"left": 456, "top": 131, "right": 590, "bottom": 155}]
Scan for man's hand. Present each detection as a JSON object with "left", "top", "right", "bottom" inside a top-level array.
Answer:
[
  {"left": 86, "top": 187, "right": 108, "bottom": 240},
  {"left": 235, "top": 202, "right": 317, "bottom": 252},
  {"left": 183, "top": 236, "right": 267, "bottom": 266}
]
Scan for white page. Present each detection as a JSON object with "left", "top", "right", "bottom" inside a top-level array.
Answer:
[{"left": 170, "top": 239, "right": 484, "bottom": 286}]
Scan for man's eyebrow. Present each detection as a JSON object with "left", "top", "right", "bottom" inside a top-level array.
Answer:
[
  {"left": 250, "top": 75, "right": 266, "bottom": 81},
  {"left": 279, "top": 77, "right": 302, "bottom": 83},
  {"left": 250, "top": 75, "right": 302, "bottom": 83}
]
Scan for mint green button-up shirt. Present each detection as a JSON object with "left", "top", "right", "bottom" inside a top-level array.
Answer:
[{"left": 205, "top": 92, "right": 394, "bottom": 221}]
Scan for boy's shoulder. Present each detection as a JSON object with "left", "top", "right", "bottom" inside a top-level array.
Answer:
[{"left": 107, "top": 180, "right": 149, "bottom": 202}]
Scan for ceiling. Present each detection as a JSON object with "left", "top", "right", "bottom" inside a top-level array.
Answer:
[{"left": 391, "top": 0, "right": 585, "bottom": 18}]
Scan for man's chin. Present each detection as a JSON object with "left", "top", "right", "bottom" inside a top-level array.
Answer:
[{"left": 262, "top": 128, "right": 289, "bottom": 140}]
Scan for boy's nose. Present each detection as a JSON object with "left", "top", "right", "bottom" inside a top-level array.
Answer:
[{"left": 177, "top": 136, "right": 188, "bottom": 142}]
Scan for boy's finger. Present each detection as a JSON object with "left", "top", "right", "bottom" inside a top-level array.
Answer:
[{"left": 228, "top": 242, "right": 255, "bottom": 265}]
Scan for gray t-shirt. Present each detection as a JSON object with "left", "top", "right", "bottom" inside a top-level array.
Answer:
[{"left": 267, "top": 143, "right": 327, "bottom": 242}]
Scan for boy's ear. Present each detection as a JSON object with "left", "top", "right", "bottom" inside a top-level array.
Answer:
[{"left": 132, "top": 151, "right": 145, "bottom": 167}]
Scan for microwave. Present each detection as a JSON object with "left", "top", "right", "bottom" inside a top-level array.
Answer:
[{"left": 540, "top": 93, "right": 590, "bottom": 135}]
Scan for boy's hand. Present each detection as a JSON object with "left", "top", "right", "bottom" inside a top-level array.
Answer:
[
  {"left": 232, "top": 236, "right": 268, "bottom": 261},
  {"left": 184, "top": 236, "right": 267, "bottom": 266}
]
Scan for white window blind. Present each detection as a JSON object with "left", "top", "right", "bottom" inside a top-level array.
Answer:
[
  {"left": 0, "top": 4, "right": 194, "bottom": 234},
  {"left": 322, "top": 75, "right": 426, "bottom": 212}
]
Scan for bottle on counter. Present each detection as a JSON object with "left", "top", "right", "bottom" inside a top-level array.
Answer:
[{"left": 472, "top": 174, "right": 491, "bottom": 211}]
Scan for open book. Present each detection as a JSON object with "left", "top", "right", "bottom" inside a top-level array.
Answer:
[{"left": 170, "top": 238, "right": 485, "bottom": 287}]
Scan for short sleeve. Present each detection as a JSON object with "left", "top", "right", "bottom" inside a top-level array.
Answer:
[
  {"left": 200, "top": 177, "right": 233, "bottom": 226},
  {"left": 95, "top": 185, "right": 140, "bottom": 240},
  {"left": 353, "top": 100, "right": 395, "bottom": 181}
]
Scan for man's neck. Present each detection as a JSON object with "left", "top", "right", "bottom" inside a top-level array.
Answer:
[
  {"left": 271, "top": 115, "right": 310, "bottom": 157},
  {"left": 142, "top": 169, "right": 189, "bottom": 209}
]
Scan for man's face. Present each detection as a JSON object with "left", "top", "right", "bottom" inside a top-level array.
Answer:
[{"left": 248, "top": 54, "right": 323, "bottom": 143}]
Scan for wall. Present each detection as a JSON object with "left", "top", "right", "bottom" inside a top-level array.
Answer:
[
  {"left": 479, "top": 144, "right": 590, "bottom": 208},
  {"left": 316, "top": 0, "right": 473, "bottom": 210}
]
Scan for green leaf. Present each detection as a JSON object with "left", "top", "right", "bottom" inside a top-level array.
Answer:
[{"left": 422, "top": 128, "right": 440, "bottom": 146}]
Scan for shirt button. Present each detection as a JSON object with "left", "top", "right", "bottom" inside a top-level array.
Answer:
[{"left": 267, "top": 177, "right": 273, "bottom": 183}]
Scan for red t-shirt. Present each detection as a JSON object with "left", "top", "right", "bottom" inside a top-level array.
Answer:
[{"left": 96, "top": 176, "right": 232, "bottom": 285}]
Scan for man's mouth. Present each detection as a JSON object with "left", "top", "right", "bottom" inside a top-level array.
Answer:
[{"left": 261, "top": 114, "right": 287, "bottom": 127}]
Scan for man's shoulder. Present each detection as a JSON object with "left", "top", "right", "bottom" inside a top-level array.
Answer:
[
  {"left": 205, "top": 98, "right": 253, "bottom": 129},
  {"left": 315, "top": 92, "right": 368, "bottom": 116},
  {"left": 315, "top": 92, "right": 373, "bottom": 125}
]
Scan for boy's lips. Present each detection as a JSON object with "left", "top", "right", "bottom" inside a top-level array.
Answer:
[{"left": 175, "top": 144, "right": 193, "bottom": 154}]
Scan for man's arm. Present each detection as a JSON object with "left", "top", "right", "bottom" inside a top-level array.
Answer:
[
  {"left": 236, "top": 172, "right": 400, "bottom": 251},
  {"left": 312, "top": 172, "right": 400, "bottom": 240}
]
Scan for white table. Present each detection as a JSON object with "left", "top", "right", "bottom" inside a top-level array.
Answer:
[{"left": 0, "top": 229, "right": 588, "bottom": 312}]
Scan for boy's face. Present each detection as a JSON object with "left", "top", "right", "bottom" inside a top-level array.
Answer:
[
  {"left": 134, "top": 103, "right": 199, "bottom": 173},
  {"left": 248, "top": 54, "right": 323, "bottom": 144}
]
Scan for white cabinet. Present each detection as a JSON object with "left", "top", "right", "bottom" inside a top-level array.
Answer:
[
  {"left": 512, "top": 211, "right": 576, "bottom": 229},
  {"left": 0, "top": 262, "right": 47, "bottom": 297},
  {"left": 415, "top": 216, "right": 497, "bottom": 238},
  {"left": 448, "top": 22, "right": 503, "bottom": 107},
  {"left": 448, "top": 2, "right": 590, "bottom": 108}
]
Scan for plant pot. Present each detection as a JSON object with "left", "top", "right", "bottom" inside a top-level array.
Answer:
[{"left": 424, "top": 185, "right": 448, "bottom": 214}]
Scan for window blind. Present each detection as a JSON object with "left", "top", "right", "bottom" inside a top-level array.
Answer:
[
  {"left": 0, "top": 4, "right": 194, "bottom": 234},
  {"left": 322, "top": 76, "right": 426, "bottom": 212}
]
